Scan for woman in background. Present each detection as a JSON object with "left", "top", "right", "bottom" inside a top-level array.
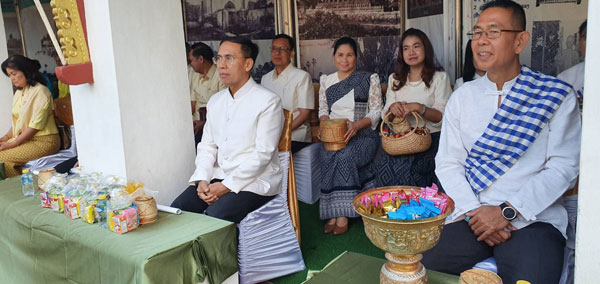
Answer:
[{"left": 0, "top": 55, "right": 60, "bottom": 177}]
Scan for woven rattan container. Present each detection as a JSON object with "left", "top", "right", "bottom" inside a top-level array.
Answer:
[
  {"left": 133, "top": 195, "right": 158, "bottom": 225},
  {"left": 381, "top": 112, "right": 431, "bottom": 155},
  {"left": 319, "top": 119, "right": 347, "bottom": 151},
  {"left": 38, "top": 168, "right": 56, "bottom": 190},
  {"left": 459, "top": 269, "right": 503, "bottom": 284}
]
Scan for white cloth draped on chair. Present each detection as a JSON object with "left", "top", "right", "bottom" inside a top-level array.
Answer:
[
  {"left": 24, "top": 125, "right": 77, "bottom": 171},
  {"left": 237, "top": 151, "right": 305, "bottom": 284},
  {"left": 293, "top": 143, "right": 322, "bottom": 204}
]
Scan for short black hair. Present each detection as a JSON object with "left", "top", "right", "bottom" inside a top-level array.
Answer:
[
  {"left": 190, "top": 42, "right": 214, "bottom": 62},
  {"left": 1, "top": 55, "right": 45, "bottom": 88},
  {"left": 333, "top": 37, "right": 357, "bottom": 56},
  {"left": 273, "top": 34, "right": 295, "bottom": 51},
  {"left": 579, "top": 20, "right": 587, "bottom": 37},
  {"left": 220, "top": 36, "right": 259, "bottom": 68},
  {"left": 481, "top": 0, "right": 526, "bottom": 31}
]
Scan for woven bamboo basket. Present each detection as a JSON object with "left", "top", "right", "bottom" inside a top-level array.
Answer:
[
  {"left": 319, "top": 119, "right": 347, "bottom": 151},
  {"left": 459, "top": 269, "right": 503, "bottom": 284},
  {"left": 381, "top": 111, "right": 431, "bottom": 155},
  {"left": 389, "top": 116, "right": 411, "bottom": 134},
  {"left": 133, "top": 195, "right": 158, "bottom": 225},
  {"left": 38, "top": 168, "right": 56, "bottom": 190}
]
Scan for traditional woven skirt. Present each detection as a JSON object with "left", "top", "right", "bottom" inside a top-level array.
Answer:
[
  {"left": 370, "top": 132, "right": 441, "bottom": 189},
  {"left": 318, "top": 129, "right": 379, "bottom": 219},
  {"left": 0, "top": 134, "right": 60, "bottom": 177}
]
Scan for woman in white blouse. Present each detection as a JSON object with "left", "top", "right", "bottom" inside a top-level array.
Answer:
[
  {"left": 372, "top": 28, "right": 452, "bottom": 189},
  {"left": 318, "top": 37, "right": 383, "bottom": 235}
]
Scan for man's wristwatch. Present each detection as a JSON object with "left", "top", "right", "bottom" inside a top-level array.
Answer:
[{"left": 499, "top": 202, "right": 517, "bottom": 221}]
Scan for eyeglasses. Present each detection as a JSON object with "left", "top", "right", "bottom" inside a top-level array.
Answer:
[
  {"left": 270, "top": 47, "right": 291, "bottom": 53},
  {"left": 467, "top": 28, "right": 523, "bottom": 40},
  {"left": 213, "top": 55, "right": 250, "bottom": 65}
]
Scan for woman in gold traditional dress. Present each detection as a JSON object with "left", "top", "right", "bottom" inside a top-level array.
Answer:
[{"left": 0, "top": 55, "right": 60, "bottom": 177}]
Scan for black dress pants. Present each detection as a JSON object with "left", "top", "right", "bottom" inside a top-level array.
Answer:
[
  {"left": 170, "top": 182, "right": 275, "bottom": 224},
  {"left": 291, "top": 141, "right": 311, "bottom": 154},
  {"left": 54, "top": 156, "right": 78, "bottom": 174},
  {"left": 422, "top": 220, "right": 565, "bottom": 284}
]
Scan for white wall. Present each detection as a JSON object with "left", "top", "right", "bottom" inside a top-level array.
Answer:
[
  {"left": 74, "top": 0, "right": 195, "bottom": 205},
  {"left": 72, "top": 0, "right": 127, "bottom": 178},
  {"left": 575, "top": 2, "right": 600, "bottom": 282},
  {"left": 0, "top": 7, "right": 13, "bottom": 135},
  {"left": 110, "top": 0, "right": 196, "bottom": 205}
]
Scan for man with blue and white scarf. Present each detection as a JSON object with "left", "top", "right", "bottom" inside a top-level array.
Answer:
[{"left": 422, "top": 1, "right": 581, "bottom": 283}]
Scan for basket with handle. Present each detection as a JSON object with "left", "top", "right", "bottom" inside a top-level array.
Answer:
[
  {"left": 381, "top": 111, "right": 431, "bottom": 155},
  {"left": 319, "top": 119, "right": 347, "bottom": 151},
  {"left": 388, "top": 116, "right": 411, "bottom": 134}
]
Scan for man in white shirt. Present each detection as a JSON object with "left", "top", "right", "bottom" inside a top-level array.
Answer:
[
  {"left": 556, "top": 19, "right": 585, "bottom": 284},
  {"left": 188, "top": 42, "right": 226, "bottom": 145},
  {"left": 261, "top": 34, "right": 314, "bottom": 153},
  {"left": 558, "top": 20, "right": 586, "bottom": 112},
  {"left": 422, "top": 1, "right": 581, "bottom": 283},
  {"left": 171, "top": 37, "right": 284, "bottom": 223}
]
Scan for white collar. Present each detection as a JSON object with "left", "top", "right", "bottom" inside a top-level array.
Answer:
[
  {"left": 272, "top": 63, "right": 294, "bottom": 80},
  {"left": 227, "top": 77, "right": 256, "bottom": 100},
  {"left": 481, "top": 72, "right": 519, "bottom": 96}
]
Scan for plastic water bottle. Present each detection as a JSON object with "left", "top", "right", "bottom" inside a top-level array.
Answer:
[
  {"left": 97, "top": 194, "right": 108, "bottom": 228},
  {"left": 21, "top": 169, "right": 35, "bottom": 196}
]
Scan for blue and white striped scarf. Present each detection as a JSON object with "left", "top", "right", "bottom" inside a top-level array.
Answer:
[{"left": 465, "top": 66, "right": 573, "bottom": 193}]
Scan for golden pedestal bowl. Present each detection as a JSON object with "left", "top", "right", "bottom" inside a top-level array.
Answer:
[{"left": 353, "top": 186, "right": 455, "bottom": 284}]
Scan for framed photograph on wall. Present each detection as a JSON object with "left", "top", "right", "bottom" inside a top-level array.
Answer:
[
  {"left": 536, "top": 0, "right": 581, "bottom": 7},
  {"left": 182, "top": 0, "right": 278, "bottom": 80},
  {"left": 183, "top": 0, "right": 275, "bottom": 41},
  {"left": 295, "top": 0, "right": 405, "bottom": 83},
  {"left": 407, "top": 0, "right": 443, "bottom": 19}
]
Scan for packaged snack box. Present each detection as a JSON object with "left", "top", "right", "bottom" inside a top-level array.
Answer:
[
  {"left": 63, "top": 197, "right": 81, "bottom": 219},
  {"left": 40, "top": 192, "right": 51, "bottom": 208},
  {"left": 109, "top": 207, "right": 139, "bottom": 234},
  {"left": 49, "top": 193, "right": 65, "bottom": 213},
  {"left": 81, "top": 201, "right": 97, "bottom": 224}
]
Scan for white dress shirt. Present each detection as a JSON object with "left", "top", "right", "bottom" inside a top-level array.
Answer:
[
  {"left": 261, "top": 64, "right": 314, "bottom": 142},
  {"left": 558, "top": 61, "right": 585, "bottom": 112},
  {"left": 382, "top": 71, "right": 452, "bottom": 133},
  {"left": 436, "top": 73, "right": 581, "bottom": 238},
  {"left": 318, "top": 72, "right": 383, "bottom": 130},
  {"left": 189, "top": 78, "right": 284, "bottom": 196}
]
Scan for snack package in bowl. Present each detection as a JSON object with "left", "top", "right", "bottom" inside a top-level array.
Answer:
[{"left": 358, "top": 184, "right": 448, "bottom": 220}]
